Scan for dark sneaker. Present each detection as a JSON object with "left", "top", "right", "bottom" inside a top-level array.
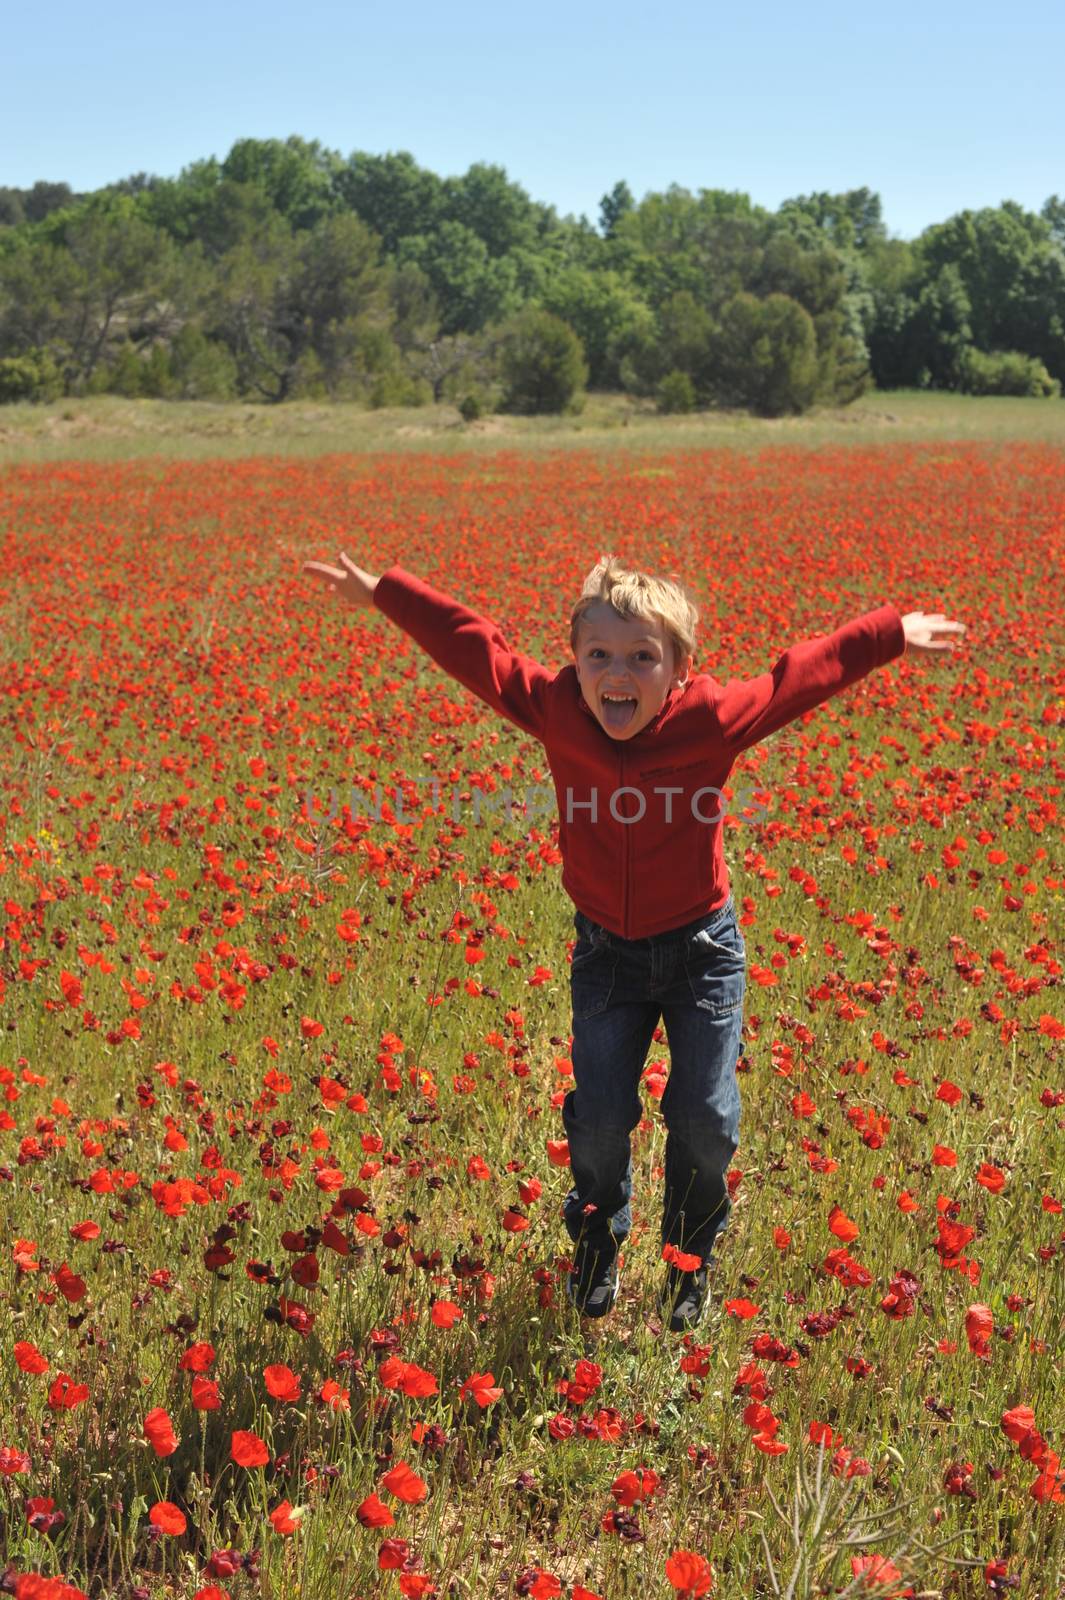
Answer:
[
  {"left": 566, "top": 1239, "right": 620, "bottom": 1318},
  {"left": 660, "top": 1264, "right": 710, "bottom": 1332}
]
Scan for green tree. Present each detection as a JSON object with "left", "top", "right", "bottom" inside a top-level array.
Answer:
[
  {"left": 168, "top": 325, "right": 238, "bottom": 399},
  {"left": 143, "top": 165, "right": 280, "bottom": 259},
  {"left": 0, "top": 188, "right": 26, "bottom": 227},
  {"left": 657, "top": 369, "right": 696, "bottom": 413},
  {"left": 211, "top": 211, "right": 393, "bottom": 401},
  {"left": 220, "top": 136, "right": 340, "bottom": 230},
  {"left": 776, "top": 189, "right": 886, "bottom": 253},
  {"left": 23, "top": 181, "right": 76, "bottom": 223},
  {"left": 657, "top": 291, "right": 715, "bottom": 396},
  {"left": 335, "top": 151, "right": 446, "bottom": 254},
  {"left": 0, "top": 196, "right": 185, "bottom": 389},
  {"left": 496, "top": 306, "right": 588, "bottom": 414},
  {"left": 442, "top": 163, "right": 542, "bottom": 258},
  {"left": 709, "top": 292, "right": 819, "bottom": 415},
  {"left": 538, "top": 266, "right": 653, "bottom": 387},
  {"left": 0, "top": 348, "right": 63, "bottom": 401},
  {"left": 955, "top": 347, "right": 1060, "bottom": 397},
  {"left": 398, "top": 223, "right": 525, "bottom": 334},
  {"left": 915, "top": 206, "right": 1065, "bottom": 381},
  {"left": 599, "top": 180, "right": 635, "bottom": 239},
  {"left": 1041, "top": 196, "right": 1065, "bottom": 251}
]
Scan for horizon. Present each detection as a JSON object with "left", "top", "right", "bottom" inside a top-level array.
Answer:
[
  {"left": 5, "top": 0, "right": 1062, "bottom": 244},
  {"left": 4, "top": 137, "right": 1057, "bottom": 247}
]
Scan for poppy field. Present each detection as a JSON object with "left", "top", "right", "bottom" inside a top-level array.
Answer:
[{"left": 0, "top": 440, "right": 1063, "bottom": 1600}]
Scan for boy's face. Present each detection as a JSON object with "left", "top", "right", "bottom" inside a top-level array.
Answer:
[{"left": 574, "top": 602, "right": 692, "bottom": 740}]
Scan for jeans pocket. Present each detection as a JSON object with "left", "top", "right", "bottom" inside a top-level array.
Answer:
[
  {"left": 684, "top": 921, "right": 746, "bottom": 1014},
  {"left": 571, "top": 941, "right": 619, "bottom": 1018}
]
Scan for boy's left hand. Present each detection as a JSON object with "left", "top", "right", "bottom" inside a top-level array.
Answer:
[{"left": 901, "top": 612, "right": 967, "bottom": 655}]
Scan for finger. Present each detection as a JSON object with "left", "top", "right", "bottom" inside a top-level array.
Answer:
[{"left": 303, "top": 562, "right": 345, "bottom": 582}]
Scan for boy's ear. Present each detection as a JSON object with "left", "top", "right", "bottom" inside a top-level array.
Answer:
[{"left": 673, "top": 652, "right": 694, "bottom": 687}]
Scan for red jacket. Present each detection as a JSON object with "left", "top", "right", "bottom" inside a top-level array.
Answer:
[{"left": 373, "top": 566, "right": 906, "bottom": 939}]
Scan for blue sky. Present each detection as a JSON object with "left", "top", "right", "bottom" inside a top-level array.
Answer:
[{"left": 5, "top": 0, "right": 1062, "bottom": 240}]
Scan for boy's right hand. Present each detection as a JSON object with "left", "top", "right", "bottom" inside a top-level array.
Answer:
[{"left": 302, "top": 551, "right": 380, "bottom": 609}]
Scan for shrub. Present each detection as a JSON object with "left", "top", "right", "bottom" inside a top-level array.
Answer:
[
  {"left": 105, "top": 341, "right": 146, "bottom": 397},
  {"left": 710, "top": 292, "right": 819, "bottom": 416},
  {"left": 368, "top": 371, "right": 433, "bottom": 408},
  {"left": 0, "top": 349, "right": 63, "bottom": 403},
  {"left": 169, "top": 327, "right": 239, "bottom": 400},
  {"left": 496, "top": 306, "right": 588, "bottom": 415},
  {"left": 955, "top": 347, "right": 1061, "bottom": 398},
  {"left": 657, "top": 370, "right": 696, "bottom": 414},
  {"left": 458, "top": 392, "right": 485, "bottom": 422}
]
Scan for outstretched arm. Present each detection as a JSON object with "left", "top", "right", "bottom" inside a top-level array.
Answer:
[
  {"left": 713, "top": 603, "right": 966, "bottom": 755},
  {"left": 303, "top": 551, "right": 553, "bottom": 741}
]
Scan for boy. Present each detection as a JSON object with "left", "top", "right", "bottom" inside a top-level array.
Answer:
[{"left": 303, "top": 550, "right": 965, "bottom": 1330}]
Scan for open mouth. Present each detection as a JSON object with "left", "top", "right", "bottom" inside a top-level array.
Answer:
[{"left": 601, "top": 694, "right": 638, "bottom": 731}]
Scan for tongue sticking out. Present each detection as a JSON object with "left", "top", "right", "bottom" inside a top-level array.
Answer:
[{"left": 602, "top": 697, "right": 637, "bottom": 731}]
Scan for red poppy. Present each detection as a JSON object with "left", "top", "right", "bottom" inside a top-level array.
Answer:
[
  {"left": 231, "top": 1429, "right": 269, "bottom": 1467},
  {"left": 665, "top": 1550, "right": 714, "bottom": 1595},
  {"left": 14, "top": 1341, "right": 49, "bottom": 1374},
  {"left": 263, "top": 1364, "right": 301, "bottom": 1401},
  {"left": 612, "top": 1467, "right": 660, "bottom": 1505},
  {"left": 356, "top": 1492, "right": 395, "bottom": 1528},
  {"left": 378, "top": 1537, "right": 410, "bottom": 1569},
  {"left": 526, "top": 1574, "right": 561, "bottom": 1599},
  {"left": 149, "top": 1500, "right": 187, "bottom": 1535},
  {"left": 381, "top": 1460, "right": 428, "bottom": 1503},
  {"left": 178, "top": 1342, "right": 216, "bottom": 1372},
  {"left": 191, "top": 1376, "right": 221, "bottom": 1411},
  {"left": 143, "top": 1407, "right": 179, "bottom": 1456},
  {"left": 459, "top": 1371, "right": 503, "bottom": 1407},
  {"left": 269, "top": 1500, "right": 301, "bottom": 1536}
]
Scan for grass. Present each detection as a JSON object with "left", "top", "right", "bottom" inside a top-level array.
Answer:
[
  {"left": 0, "top": 443, "right": 1061, "bottom": 1600},
  {"left": 1, "top": 388, "right": 1065, "bottom": 464}
]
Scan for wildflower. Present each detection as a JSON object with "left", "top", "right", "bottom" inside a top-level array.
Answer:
[
  {"left": 611, "top": 1467, "right": 660, "bottom": 1506},
  {"left": 143, "top": 1407, "right": 179, "bottom": 1456},
  {"left": 263, "top": 1364, "right": 301, "bottom": 1401},
  {"left": 14, "top": 1342, "right": 49, "bottom": 1375},
  {"left": 378, "top": 1537, "right": 410, "bottom": 1568},
  {"left": 460, "top": 1371, "right": 503, "bottom": 1407},
  {"left": 149, "top": 1501, "right": 187, "bottom": 1535},
  {"left": 964, "top": 1304, "right": 994, "bottom": 1360},
  {"left": 665, "top": 1549, "right": 714, "bottom": 1595},
  {"left": 381, "top": 1460, "right": 428, "bottom": 1503},
  {"left": 231, "top": 1430, "right": 269, "bottom": 1467},
  {"left": 269, "top": 1500, "right": 303, "bottom": 1535},
  {"left": 357, "top": 1493, "right": 395, "bottom": 1528},
  {"left": 191, "top": 1376, "right": 221, "bottom": 1411}
]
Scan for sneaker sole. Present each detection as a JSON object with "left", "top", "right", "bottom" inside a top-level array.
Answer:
[
  {"left": 659, "top": 1283, "right": 711, "bottom": 1333},
  {"left": 567, "top": 1264, "right": 620, "bottom": 1318},
  {"left": 667, "top": 1298, "right": 708, "bottom": 1333}
]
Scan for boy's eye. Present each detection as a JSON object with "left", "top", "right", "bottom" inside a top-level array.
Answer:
[{"left": 587, "top": 649, "right": 657, "bottom": 662}]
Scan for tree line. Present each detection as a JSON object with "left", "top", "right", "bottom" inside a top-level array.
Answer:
[{"left": 1, "top": 137, "right": 1063, "bottom": 415}]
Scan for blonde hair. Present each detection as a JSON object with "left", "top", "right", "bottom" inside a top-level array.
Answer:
[{"left": 570, "top": 554, "right": 699, "bottom": 668}]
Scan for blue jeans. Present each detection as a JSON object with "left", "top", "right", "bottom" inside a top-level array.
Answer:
[{"left": 562, "top": 896, "right": 746, "bottom": 1267}]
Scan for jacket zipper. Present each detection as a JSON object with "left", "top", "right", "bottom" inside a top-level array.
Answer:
[{"left": 620, "top": 742, "right": 630, "bottom": 937}]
